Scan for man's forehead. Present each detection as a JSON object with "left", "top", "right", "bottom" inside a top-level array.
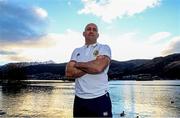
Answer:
[{"left": 85, "top": 23, "right": 98, "bottom": 29}]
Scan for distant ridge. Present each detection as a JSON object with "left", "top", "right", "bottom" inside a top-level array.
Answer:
[
  {"left": 0, "top": 53, "right": 180, "bottom": 80},
  {"left": 1, "top": 60, "right": 55, "bottom": 67},
  {"left": 131, "top": 53, "right": 180, "bottom": 78}
]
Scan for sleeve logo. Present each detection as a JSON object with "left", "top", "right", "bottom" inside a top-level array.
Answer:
[{"left": 77, "top": 53, "right": 80, "bottom": 57}]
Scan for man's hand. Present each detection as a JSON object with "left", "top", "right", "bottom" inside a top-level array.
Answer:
[{"left": 65, "top": 61, "right": 86, "bottom": 79}]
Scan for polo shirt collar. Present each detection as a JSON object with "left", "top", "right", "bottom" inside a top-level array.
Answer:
[{"left": 85, "top": 42, "right": 98, "bottom": 48}]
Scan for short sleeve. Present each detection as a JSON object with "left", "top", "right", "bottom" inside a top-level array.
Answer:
[
  {"left": 99, "top": 44, "right": 111, "bottom": 59},
  {"left": 70, "top": 48, "right": 78, "bottom": 61}
]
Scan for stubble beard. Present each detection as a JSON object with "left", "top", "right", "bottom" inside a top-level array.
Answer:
[{"left": 85, "top": 37, "right": 97, "bottom": 45}]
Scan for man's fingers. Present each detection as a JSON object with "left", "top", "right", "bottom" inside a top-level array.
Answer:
[{"left": 68, "top": 61, "right": 77, "bottom": 66}]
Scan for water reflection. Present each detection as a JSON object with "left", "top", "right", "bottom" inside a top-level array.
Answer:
[
  {"left": 0, "top": 80, "right": 180, "bottom": 118},
  {"left": 1, "top": 85, "right": 25, "bottom": 95},
  {"left": 0, "top": 83, "right": 74, "bottom": 117},
  {"left": 109, "top": 81, "right": 180, "bottom": 118}
]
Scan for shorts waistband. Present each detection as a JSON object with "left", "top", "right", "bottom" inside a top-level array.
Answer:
[{"left": 75, "top": 92, "right": 109, "bottom": 100}]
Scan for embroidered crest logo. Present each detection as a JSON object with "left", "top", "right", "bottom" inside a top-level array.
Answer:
[{"left": 93, "top": 50, "right": 99, "bottom": 57}]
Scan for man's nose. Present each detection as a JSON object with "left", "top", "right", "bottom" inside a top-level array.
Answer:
[{"left": 89, "top": 29, "right": 94, "bottom": 33}]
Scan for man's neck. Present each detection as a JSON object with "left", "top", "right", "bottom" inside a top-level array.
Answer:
[
  {"left": 85, "top": 40, "right": 97, "bottom": 45},
  {"left": 85, "top": 42, "right": 97, "bottom": 45},
  {"left": 85, "top": 38, "right": 97, "bottom": 45}
]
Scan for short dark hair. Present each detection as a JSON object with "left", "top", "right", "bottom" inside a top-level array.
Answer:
[{"left": 85, "top": 23, "right": 98, "bottom": 32}]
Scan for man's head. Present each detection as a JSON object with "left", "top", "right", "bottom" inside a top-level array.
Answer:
[{"left": 83, "top": 23, "right": 99, "bottom": 45}]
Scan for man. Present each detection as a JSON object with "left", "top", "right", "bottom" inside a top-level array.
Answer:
[{"left": 65, "top": 23, "right": 112, "bottom": 117}]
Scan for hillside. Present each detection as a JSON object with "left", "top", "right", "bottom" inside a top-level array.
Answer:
[
  {"left": 131, "top": 53, "right": 180, "bottom": 78},
  {"left": 108, "top": 59, "right": 150, "bottom": 78},
  {"left": 0, "top": 53, "right": 180, "bottom": 80}
]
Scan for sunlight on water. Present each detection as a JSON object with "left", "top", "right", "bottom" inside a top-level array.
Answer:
[
  {"left": 0, "top": 82, "right": 75, "bottom": 117},
  {"left": 0, "top": 80, "right": 180, "bottom": 118},
  {"left": 109, "top": 81, "right": 180, "bottom": 118}
]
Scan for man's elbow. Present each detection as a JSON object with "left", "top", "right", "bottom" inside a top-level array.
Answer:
[
  {"left": 94, "top": 67, "right": 104, "bottom": 74},
  {"left": 65, "top": 71, "right": 73, "bottom": 78}
]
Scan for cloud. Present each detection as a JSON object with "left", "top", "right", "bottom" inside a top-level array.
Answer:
[
  {"left": 98, "top": 32, "right": 165, "bottom": 60},
  {"left": 0, "top": 1, "right": 48, "bottom": 41},
  {"left": 22, "top": 30, "right": 84, "bottom": 63},
  {"left": 148, "top": 32, "right": 171, "bottom": 44},
  {"left": 161, "top": 36, "right": 180, "bottom": 55},
  {"left": 0, "top": 50, "right": 17, "bottom": 55},
  {"left": 33, "top": 7, "right": 48, "bottom": 18},
  {"left": 0, "top": 30, "right": 84, "bottom": 64},
  {"left": 78, "top": 0, "right": 161, "bottom": 23},
  {"left": 0, "top": 28, "right": 179, "bottom": 65},
  {"left": 4, "top": 55, "right": 31, "bottom": 62}
]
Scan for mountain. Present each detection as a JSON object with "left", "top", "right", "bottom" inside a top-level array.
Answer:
[
  {"left": 163, "top": 61, "right": 180, "bottom": 78},
  {"left": 108, "top": 59, "right": 150, "bottom": 78},
  {"left": 131, "top": 53, "right": 180, "bottom": 78},
  {"left": 1, "top": 60, "right": 55, "bottom": 68},
  {"left": 24, "top": 63, "right": 66, "bottom": 75},
  {"left": 0, "top": 53, "right": 180, "bottom": 80}
]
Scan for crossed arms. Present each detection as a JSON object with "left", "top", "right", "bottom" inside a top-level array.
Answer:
[{"left": 65, "top": 55, "right": 111, "bottom": 79}]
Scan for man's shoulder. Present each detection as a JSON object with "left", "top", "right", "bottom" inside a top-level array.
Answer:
[
  {"left": 98, "top": 43, "right": 111, "bottom": 49},
  {"left": 73, "top": 46, "right": 84, "bottom": 52}
]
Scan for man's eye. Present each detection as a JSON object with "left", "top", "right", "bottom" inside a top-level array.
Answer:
[{"left": 93, "top": 28, "right": 97, "bottom": 31}]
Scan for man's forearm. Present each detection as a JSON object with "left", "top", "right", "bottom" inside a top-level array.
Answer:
[
  {"left": 66, "top": 69, "right": 85, "bottom": 78},
  {"left": 65, "top": 61, "right": 86, "bottom": 79},
  {"left": 75, "top": 60, "right": 102, "bottom": 74}
]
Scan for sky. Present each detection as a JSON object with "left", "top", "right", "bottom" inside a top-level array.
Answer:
[{"left": 0, "top": 0, "right": 179, "bottom": 65}]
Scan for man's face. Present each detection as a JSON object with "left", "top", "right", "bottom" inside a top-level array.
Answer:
[{"left": 83, "top": 24, "right": 99, "bottom": 42}]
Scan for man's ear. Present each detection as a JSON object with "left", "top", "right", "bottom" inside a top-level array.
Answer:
[
  {"left": 97, "top": 33, "right": 99, "bottom": 38},
  {"left": 83, "top": 32, "right": 85, "bottom": 37}
]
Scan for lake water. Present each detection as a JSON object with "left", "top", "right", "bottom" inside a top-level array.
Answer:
[{"left": 0, "top": 80, "right": 180, "bottom": 118}]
